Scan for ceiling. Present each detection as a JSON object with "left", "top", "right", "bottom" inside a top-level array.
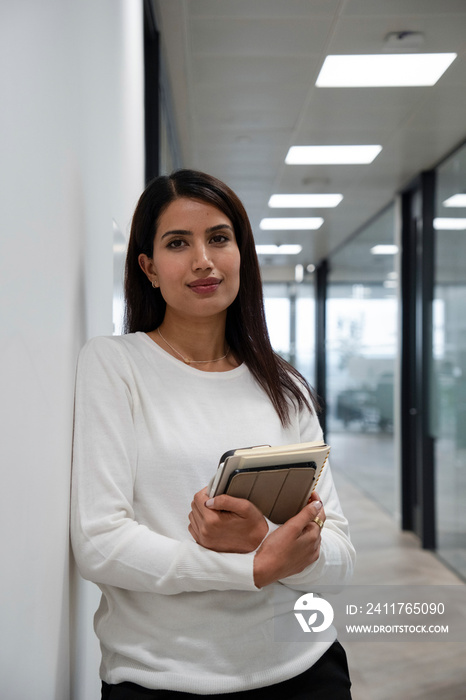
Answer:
[{"left": 152, "top": 0, "right": 466, "bottom": 278}]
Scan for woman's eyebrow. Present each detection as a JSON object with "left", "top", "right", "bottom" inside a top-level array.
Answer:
[
  {"left": 160, "top": 223, "right": 234, "bottom": 240},
  {"left": 206, "top": 223, "right": 234, "bottom": 234},
  {"left": 160, "top": 229, "right": 192, "bottom": 240}
]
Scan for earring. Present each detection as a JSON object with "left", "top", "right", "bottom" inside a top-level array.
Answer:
[{"left": 151, "top": 279, "right": 158, "bottom": 289}]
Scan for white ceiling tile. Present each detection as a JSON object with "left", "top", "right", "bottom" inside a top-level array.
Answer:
[
  {"left": 191, "top": 54, "right": 320, "bottom": 87},
  {"left": 191, "top": 104, "right": 302, "bottom": 130},
  {"left": 293, "top": 87, "right": 428, "bottom": 138},
  {"left": 189, "top": 17, "right": 334, "bottom": 57},
  {"left": 342, "top": 0, "right": 466, "bottom": 17},
  {"left": 407, "top": 85, "right": 466, "bottom": 131},
  {"left": 193, "top": 125, "right": 293, "bottom": 144},
  {"left": 189, "top": 0, "right": 341, "bottom": 19},
  {"left": 192, "top": 83, "right": 308, "bottom": 129},
  {"left": 326, "top": 15, "right": 466, "bottom": 54}
]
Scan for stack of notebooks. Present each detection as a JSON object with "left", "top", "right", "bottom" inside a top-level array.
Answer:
[{"left": 208, "top": 441, "right": 330, "bottom": 524}]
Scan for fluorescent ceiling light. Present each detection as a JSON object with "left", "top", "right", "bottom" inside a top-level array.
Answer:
[
  {"left": 316, "top": 53, "right": 457, "bottom": 87},
  {"left": 286, "top": 145, "right": 382, "bottom": 164},
  {"left": 443, "top": 194, "right": 466, "bottom": 208},
  {"left": 371, "top": 245, "right": 399, "bottom": 255},
  {"left": 434, "top": 218, "right": 466, "bottom": 230},
  {"left": 256, "top": 244, "right": 302, "bottom": 255},
  {"left": 260, "top": 217, "right": 324, "bottom": 230},
  {"left": 268, "top": 194, "right": 343, "bottom": 208},
  {"left": 295, "top": 264, "right": 304, "bottom": 283}
]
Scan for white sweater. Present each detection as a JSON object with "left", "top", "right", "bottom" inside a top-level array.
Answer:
[{"left": 71, "top": 332, "right": 355, "bottom": 693}]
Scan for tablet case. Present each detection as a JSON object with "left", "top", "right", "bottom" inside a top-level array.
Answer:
[{"left": 208, "top": 441, "right": 330, "bottom": 524}]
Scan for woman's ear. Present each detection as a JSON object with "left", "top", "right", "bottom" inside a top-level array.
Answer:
[{"left": 138, "top": 253, "right": 158, "bottom": 287}]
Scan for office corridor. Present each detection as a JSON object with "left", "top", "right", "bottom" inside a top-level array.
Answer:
[{"left": 333, "top": 469, "right": 466, "bottom": 700}]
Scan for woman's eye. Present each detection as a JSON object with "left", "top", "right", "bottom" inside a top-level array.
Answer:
[
  {"left": 211, "top": 234, "right": 228, "bottom": 244},
  {"left": 167, "top": 239, "right": 186, "bottom": 249}
]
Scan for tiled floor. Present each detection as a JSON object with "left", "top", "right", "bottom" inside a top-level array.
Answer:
[{"left": 332, "top": 468, "right": 466, "bottom": 700}]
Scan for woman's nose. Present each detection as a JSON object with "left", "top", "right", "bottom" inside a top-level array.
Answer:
[{"left": 191, "top": 243, "right": 213, "bottom": 270}]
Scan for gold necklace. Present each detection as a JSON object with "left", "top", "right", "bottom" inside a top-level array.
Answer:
[{"left": 157, "top": 328, "right": 230, "bottom": 365}]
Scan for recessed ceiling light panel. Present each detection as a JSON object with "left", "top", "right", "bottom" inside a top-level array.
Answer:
[
  {"left": 371, "top": 245, "right": 399, "bottom": 255},
  {"left": 434, "top": 218, "right": 466, "bottom": 230},
  {"left": 286, "top": 145, "right": 382, "bottom": 164},
  {"left": 268, "top": 194, "right": 343, "bottom": 208},
  {"left": 443, "top": 194, "right": 466, "bottom": 208},
  {"left": 256, "top": 244, "right": 303, "bottom": 255},
  {"left": 316, "top": 53, "right": 457, "bottom": 87},
  {"left": 260, "top": 217, "right": 324, "bottom": 230}
]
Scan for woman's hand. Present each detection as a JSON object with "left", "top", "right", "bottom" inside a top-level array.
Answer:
[
  {"left": 188, "top": 487, "right": 268, "bottom": 553},
  {"left": 253, "top": 493, "right": 326, "bottom": 588}
]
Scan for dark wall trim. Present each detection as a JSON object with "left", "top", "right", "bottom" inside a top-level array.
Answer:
[
  {"left": 315, "top": 260, "right": 328, "bottom": 437},
  {"left": 400, "top": 188, "right": 417, "bottom": 532},
  {"left": 418, "top": 170, "right": 436, "bottom": 550},
  {"left": 144, "top": 0, "right": 160, "bottom": 183},
  {"left": 400, "top": 171, "right": 436, "bottom": 549}
]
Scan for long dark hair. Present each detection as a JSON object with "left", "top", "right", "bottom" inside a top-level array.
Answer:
[{"left": 124, "top": 169, "right": 319, "bottom": 425}]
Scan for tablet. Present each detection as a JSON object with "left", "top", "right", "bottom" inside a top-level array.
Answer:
[{"left": 208, "top": 441, "right": 330, "bottom": 524}]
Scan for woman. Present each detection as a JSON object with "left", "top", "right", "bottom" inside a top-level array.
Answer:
[{"left": 71, "top": 169, "right": 355, "bottom": 699}]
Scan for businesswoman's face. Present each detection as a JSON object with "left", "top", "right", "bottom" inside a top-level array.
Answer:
[{"left": 138, "top": 197, "right": 241, "bottom": 324}]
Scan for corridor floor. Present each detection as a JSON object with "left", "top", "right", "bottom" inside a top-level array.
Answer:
[{"left": 332, "top": 468, "right": 466, "bottom": 700}]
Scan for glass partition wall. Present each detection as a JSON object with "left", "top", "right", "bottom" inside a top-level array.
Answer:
[
  {"left": 263, "top": 281, "right": 316, "bottom": 386},
  {"left": 434, "top": 143, "right": 466, "bottom": 578},
  {"left": 261, "top": 139, "right": 466, "bottom": 580},
  {"left": 326, "top": 205, "right": 399, "bottom": 514}
]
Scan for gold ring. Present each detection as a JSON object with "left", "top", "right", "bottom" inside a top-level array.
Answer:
[{"left": 313, "top": 516, "right": 324, "bottom": 529}]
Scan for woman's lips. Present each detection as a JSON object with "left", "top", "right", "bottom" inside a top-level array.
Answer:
[{"left": 188, "top": 278, "right": 221, "bottom": 294}]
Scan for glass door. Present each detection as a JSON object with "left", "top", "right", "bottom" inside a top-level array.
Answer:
[
  {"left": 433, "top": 144, "right": 466, "bottom": 577},
  {"left": 263, "top": 281, "right": 316, "bottom": 385},
  {"left": 326, "top": 205, "right": 399, "bottom": 514}
]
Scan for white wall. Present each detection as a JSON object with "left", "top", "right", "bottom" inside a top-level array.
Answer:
[{"left": 0, "top": 1, "right": 144, "bottom": 698}]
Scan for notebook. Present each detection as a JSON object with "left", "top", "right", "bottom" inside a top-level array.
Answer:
[{"left": 208, "top": 441, "right": 330, "bottom": 524}]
